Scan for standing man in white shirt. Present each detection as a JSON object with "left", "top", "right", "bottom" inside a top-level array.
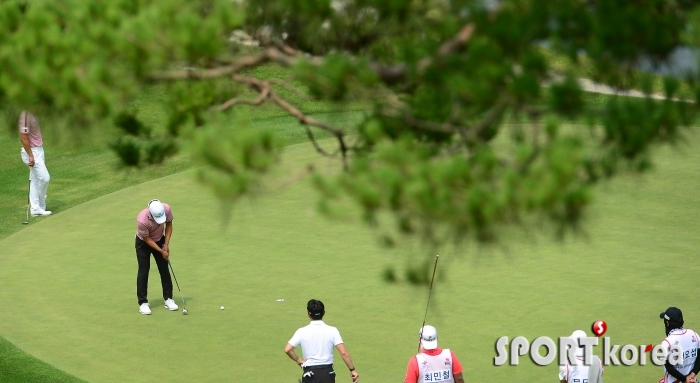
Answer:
[
  {"left": 19, "top": 110, "right": 52, "bottom": 217},
  {"left": 659, "top": 307, "right": 700, "bottom": 383},
  {"left": 285, "top": 299, "right": 359, "bottom": 383}
]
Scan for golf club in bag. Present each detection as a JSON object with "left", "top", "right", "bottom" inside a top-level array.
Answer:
[
  {"left": 418, "top": 254, "right": 439, "bottom": 353},
  {"left": 168, "top": 260, "right": 188, "bottom": 314}
]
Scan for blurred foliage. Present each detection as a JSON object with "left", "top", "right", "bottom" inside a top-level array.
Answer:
[
  {"left": 2, "top": 0, "right": 700, "bottom": 283},
  {"left": 193, "top": 121, "right": 281, "bottom": 202}
]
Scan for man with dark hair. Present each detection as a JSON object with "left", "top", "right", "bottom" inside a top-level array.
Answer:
[
  {"left": 659, "top": 307, "right": 700, "bottom": 383},
  {"left": 285, "top": 299, "right": 359, "bottom": 383}
]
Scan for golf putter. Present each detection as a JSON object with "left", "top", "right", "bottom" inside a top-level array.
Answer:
[
  {"left": 168, "top": 260, "right": 188, "bottom": 314},
  {"left": 22, "top": 178, "right": 30, "bottom": 225},
  {"left": 418, "top": 255, "right": 439, "bottom": 353}
]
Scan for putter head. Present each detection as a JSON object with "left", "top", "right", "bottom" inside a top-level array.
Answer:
[
  {"left": 21, "top": 222, "right": 28, "bottom": 225},
  {"left": 182, "top": 308, "right": 188, "bottom": 315}
]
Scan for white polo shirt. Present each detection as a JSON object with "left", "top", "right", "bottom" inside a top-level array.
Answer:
[{"left": 288, "top": 320, "right": 344, "bottom": 367}]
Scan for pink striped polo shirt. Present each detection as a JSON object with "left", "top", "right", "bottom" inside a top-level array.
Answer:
[
  {"left": 18, "top": 111, "right": 43, "bottom": 147},
  {"left": 136, "top": 203, "right": 173, "bottom": 241}
]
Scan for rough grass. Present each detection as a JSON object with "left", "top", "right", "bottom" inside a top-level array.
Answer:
[{"left": 0, "top": 336, "right": 87, "bottom": 383}]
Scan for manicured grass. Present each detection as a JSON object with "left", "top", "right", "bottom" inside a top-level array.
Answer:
[
  {"left": 0, "top": 60, "right": 697, "bottom": 381},
  {"left": 0, "top": 68, "right": 366, "bottom": 381},
  {"left": 0, "top": 90, "right": 364, "bottom": 382},
  {"left": 1, "top": 125, "right": 700, "bottom": 381}
]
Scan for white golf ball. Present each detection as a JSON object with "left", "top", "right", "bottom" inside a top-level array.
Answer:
[{"left": 220, "top": 306, "right": 225, "bottom": 310}]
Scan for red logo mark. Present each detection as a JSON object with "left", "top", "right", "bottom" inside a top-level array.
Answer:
[
  {"left": 591, "top": 320, "right": 607, "bottom": 337},
  {"left": 644, "top": 344, "right": 653, "bottom": 353}
]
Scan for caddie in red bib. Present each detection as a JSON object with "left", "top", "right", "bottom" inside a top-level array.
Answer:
[{"left": 404, "top": 325, "right": 465, "bottom": 383}]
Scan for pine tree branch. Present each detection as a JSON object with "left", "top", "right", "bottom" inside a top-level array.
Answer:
[
  {"left": 438, "top": 24, "right": 476, "bottom": 55},
  {"left": 216, "top": 85, "right": 270, "bottom": 111},
  {"left": 228, "top": 74, "right": 348, "bottom": 164},
  {"left": 149, "top": 23, "right": 475, "bottom": 85},
  {"left": 268, "top": 78, "right": 315, "bottom": 101},
  {"left": 148, "top": 48, "right": 296, "bottom": 81},
  {"left": 267, "top": 93, "right": 344, "bottom": 136},
  {"left": 447, "top": 94, "right": 511, "bottom": 153}
]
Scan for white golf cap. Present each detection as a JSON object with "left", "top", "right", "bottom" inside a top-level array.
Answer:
[
  {"left": 570, "top": 330, "right": 587, "bottom": 356},
  {"left": 148, "top": 199, "right": 167, "bottom": 224},
  {"left": 419, "top": 325, "right": 438, "bottom": 350}
]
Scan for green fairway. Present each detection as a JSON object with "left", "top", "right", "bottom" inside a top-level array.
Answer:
[
  {"left": 1, "top": 126, "right": 700, "bottom": 382},
  {"left": 4, "top": 2, "right": 700, "bottom": 380}
]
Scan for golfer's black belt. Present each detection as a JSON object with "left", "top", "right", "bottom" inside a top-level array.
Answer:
[{"left": 303, "top": 364, "right": 333, "bottom": 371}]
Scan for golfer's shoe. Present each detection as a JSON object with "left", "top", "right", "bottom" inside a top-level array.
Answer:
[
  {"left": 139, "top": 303, "right": 151, "bottom": 315},
  {"left": 164, "top": 298, "right": 179, "bottom": 311},
  {"left": 30, "top": 209, "right": 52, "bottom": 217}
]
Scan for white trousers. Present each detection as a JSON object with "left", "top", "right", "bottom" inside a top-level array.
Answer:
[{"left": 20, "top": 146, "right": 51, "bottom": 212}]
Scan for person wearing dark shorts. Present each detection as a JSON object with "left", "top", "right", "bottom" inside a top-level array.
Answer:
[
  {"left": 285, "top": 299, "right": 359, "bottom": 383},
  {"left": 134, "top": 199, "right": 178, "bottom": 315}
]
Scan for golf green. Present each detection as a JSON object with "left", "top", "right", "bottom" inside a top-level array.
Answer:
[{"left": 1, "top": 133, "right": 700, "bottom": 382}]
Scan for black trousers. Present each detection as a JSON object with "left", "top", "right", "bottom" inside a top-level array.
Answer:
[
  {"left": 135, "top": 236, "right": 173, "bottom": 305},
  {"left": 301, "top": 365, "right": 335, "bottom": 383}
]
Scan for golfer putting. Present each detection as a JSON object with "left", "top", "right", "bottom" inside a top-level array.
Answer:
[{"left": 134, "top": 199, "right": 178, "bottom": 315}]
